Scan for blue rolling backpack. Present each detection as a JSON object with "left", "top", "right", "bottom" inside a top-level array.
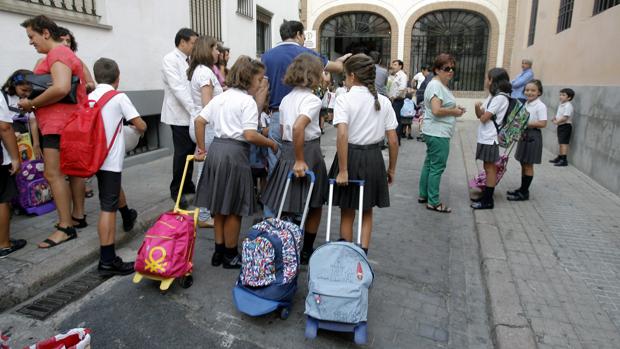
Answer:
[
  {"left": 304, "top": 179, "right": 374, "bottom": 345},
  {"left": 233, "top": 171, "right": 315, "bottom": 319}
]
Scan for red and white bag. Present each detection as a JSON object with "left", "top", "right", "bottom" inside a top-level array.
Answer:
[{"left": 26, "top": 328, "right": 91, "bottom": 349}]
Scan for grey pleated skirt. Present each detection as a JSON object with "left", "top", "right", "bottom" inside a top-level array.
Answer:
[
  {"left": 262, "top": 138, "right": 328, "bottom": 213},
  {"left": 327, "top": 142, "right": 390, "bottom": 210},
  {"left": 476, "top": 143, "right": 500, "bottom": 163},
  {"left": 515, "top": 128, "right": 543, "bottom": 164},
  {"left": 194, "top": 137, "right": 255, "bottom": 216}
]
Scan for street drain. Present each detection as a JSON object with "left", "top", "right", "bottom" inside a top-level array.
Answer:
[{"left": 16, "top": 271, "right": 111, "bottom": 320}]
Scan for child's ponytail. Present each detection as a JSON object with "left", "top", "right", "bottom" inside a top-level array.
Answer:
[{"left": 344, "top": 54, "right": 381, "bottom": 111}]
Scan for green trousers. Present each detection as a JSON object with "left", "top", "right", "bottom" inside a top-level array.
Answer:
[{"left": 419, "top": 135, "right": 450, "bottom": 206}]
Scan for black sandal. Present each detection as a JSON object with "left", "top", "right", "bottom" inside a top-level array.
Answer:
[
  {"left": 54, "top": 215, "right": 87, "bottom": 229},
  {"left": 426, "top": 203, "right": 452, "bottom": 213},
  {"left": 39, "top": 226, "right": 77, "bottom": 249},
  {"left": 417, "top": 197, "right": 428, "bottom": 204}
]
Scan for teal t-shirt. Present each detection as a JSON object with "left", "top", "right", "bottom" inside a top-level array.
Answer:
[{"left": 422, "top": 79, "right": 457, "bottom": 138}]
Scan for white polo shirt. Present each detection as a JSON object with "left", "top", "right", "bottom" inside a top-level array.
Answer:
[
  {"left": 333, "top": 85, "right": 398, "bottom": 145},
  {"left": 88, "top": 84, "right": 140, "bottom": 173},
  {"left": 0, "top": 96, "right": 14, "bottom": 165},
  {"left": 477, "top": 94, "right": 509, "bottom": 145},
  {"left": 279, "top": 87, "right": 322, "bottom": 142},
  {"left": 525, "top": 98, "right": 548, "bottom": 123},
  {"left": 189, "top": 65, "right": 223, "bottom": 141},
  {"left": 198, "top": 88, "right": 258, "bottom": 142},
  {"left": 555, "top": 101, "right": 574, "bottom": 125}
]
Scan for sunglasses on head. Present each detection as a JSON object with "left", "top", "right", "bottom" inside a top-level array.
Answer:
[{"left": 440, "top": 66, "right": 455, "bottom": 73}]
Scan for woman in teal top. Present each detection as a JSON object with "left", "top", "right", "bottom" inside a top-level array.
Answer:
[{"left": 419, "top": 53, "right": 466, "bottom": 213}]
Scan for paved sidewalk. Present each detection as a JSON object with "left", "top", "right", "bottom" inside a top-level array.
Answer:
[
  {"left": 1, "top": 123, "right": 492, "bottom": 348},
  {"left": 459, "top": 120, "right": 620, "bottom": 349},
  {"left": 0, "top": 155, "right": 177, "bottom": 311}
]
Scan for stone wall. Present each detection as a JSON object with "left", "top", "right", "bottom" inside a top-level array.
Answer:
[{"left": 541, "top": 86, "right": 620, "bottom": 196}]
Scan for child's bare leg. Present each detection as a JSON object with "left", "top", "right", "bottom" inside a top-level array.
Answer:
[
  {"left": 361, "top": 208, "right": 373, "bottom": 249},
  {"left": 339, "top": 208, "right": 355, "bottom": 242}
]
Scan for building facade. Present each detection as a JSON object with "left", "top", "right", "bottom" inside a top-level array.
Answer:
[
  {"left": 0, "top": 0, "right": 299, "bottom": 164},
  {"left": 302, "top": 0, "right": 517, "bottom": 96},
  {"left": 510, "top": 0, "right": 620, "bottom": 195}
]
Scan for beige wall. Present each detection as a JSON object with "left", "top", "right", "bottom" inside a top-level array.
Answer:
[{"left": 510, "top": 1, "right": 620, "bottom": 86}]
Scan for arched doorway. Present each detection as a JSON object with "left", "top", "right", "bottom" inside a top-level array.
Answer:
[
  {"left": 319, "top": 12, "right": 391, "bottom": 66},
  {"left": 410, "top": 10, "right": 489, "bottom": 91}
]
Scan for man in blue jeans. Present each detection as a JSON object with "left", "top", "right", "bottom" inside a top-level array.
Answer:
[{"left": 261, "top": 20, "right": 349, "bottom": 217}]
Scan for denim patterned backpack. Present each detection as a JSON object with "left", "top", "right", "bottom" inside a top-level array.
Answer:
[
  {"left": 492, "top": 93, "right": 530, "bottom": 148},
  {"left": 240, "top": 218, "right": 303, "bottom": 287}
]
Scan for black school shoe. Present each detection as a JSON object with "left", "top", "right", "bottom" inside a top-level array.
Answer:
[
  {"left": 554, "top": 159, "right": 568, "bottom": 167},
  {"left": 0, "top": 239, "right": 27, "bottom": 259},
  {"left": 211, "top": 251, "right": 224, "bottom": 266},
  {"left": 507, "top": 191, "right": 529, "bottom": 201},
  {"left": 300, "top": 249, "right": 314, "bottom": 265},
  {"left": 506, "top": 188, "right": 521, "bottom": 196},
  {"left": 471, "top": 200, "right": 494, "bottom": 209},
  {"left": 549, "top": 156, "right": 560, "bottom": 163},
  {"left": 222, "top": 254, "right": 242, "bottom": 269},
  {"left": 98, "top": 256, "right": 134, "bottom": 276},
  {"left": 122, "top": 209, "right": 138, "bottom": 232}
]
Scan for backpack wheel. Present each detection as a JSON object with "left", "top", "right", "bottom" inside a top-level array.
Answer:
[
  {"left": 354, "top": 322, "right": 368, "bottom": 345},
  {"left": 305, "top": 317, "right": 318, "bottom": 339},
  {"left": 180, "top": 275, "right": 194, "bottom": 289},
  {"left": 279, "top": 307, "right": 290, "bottom": 320}
]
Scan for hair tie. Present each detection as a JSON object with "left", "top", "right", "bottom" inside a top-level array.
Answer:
[{"left": 12, "top": 74, "right": 26, "bottom": 84}]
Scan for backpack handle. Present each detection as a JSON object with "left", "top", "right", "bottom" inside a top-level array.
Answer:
[
  {"left": 325, "top": 179, "right": 365, "bottom": 244},
  {"left": 277, "top": 170, "right": 316, "bottom": 229}
]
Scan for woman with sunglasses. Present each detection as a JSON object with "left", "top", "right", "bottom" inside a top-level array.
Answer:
[{"left": 418, "top": 53, "right": 465, "bottom": 213}]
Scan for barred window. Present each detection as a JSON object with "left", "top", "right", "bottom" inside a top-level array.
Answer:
[
  {"left": 527, "top": 0, "right": 539, "bottom": 46},
  {"left": 190, "top": 0, "right": 221, "bottom": 39},
  {"left": 14, "top": 0, "right": 98, "bottom": 16},
  {"left": 593, "top": 0, "right": 620, "bottom": 15},
  {"left": 256, "top": 7, "right": 272, "bottom": 57},
  {"left": 237, "top": 0, "right": 253, "bottom": 19},
  {"left": 557, "top": 0, "right": 574, "bottom": 33}
]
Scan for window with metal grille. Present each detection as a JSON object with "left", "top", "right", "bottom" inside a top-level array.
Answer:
[
  {"left": 256, "top": 7, "right": 272, "bottom": 57},
  {"left": 528, "top": 0, "right": 539, "bottom": 46},
  {"left": 557, "top": 0, "right": 574, "bottom": 32},
  {"left": 13, "top": 0, "right": 98, "bottom": 16},
  {"left": 237, "top": 0, "right": 253, "bottom": 19},
  {"left": 593, "top": 0, "right": 620, "bottom": 15},
  {"left": 190, "top": 0, "right": 221, "bottom": 39}
]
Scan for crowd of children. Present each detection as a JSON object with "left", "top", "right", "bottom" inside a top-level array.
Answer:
[{"left": 1, "top": 16, "right": 578, "bottom": 281}]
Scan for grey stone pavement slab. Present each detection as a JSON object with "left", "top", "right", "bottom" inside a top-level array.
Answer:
[
  {"left": 460, "top": 120, "right": 620, "bottom": 349},
  {"left": 0, "top": 123, "right": 491, "bottom": 348}
]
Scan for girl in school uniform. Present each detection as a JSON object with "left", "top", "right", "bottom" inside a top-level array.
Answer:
[
  {"left": 194, "top": 56, "right": 278, "bottom": 269},
  {"left": 261, "top": 53, "right": 329, "bottom": 265},
  {"left": 507, "top": 79, "right": 547, "bottom": 201},
  {"left": 328, "top": 53, "right": 399, "bottom": 255},
  {"left": 471, "top": 68, "right": 512, "bottom": 210}
]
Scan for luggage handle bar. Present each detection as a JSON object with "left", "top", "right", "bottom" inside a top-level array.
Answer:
[
  {"left": 325, "top": 179, "right": 365, "bottom": 245},
  {"left": 277, "top": 170, "right": 316, "bottom": 229},
  {"left": 174, "top": 155, "right": 195, "bottom": 214}
]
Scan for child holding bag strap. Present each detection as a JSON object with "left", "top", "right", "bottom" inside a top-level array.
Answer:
[
  {"left": 261, "top": 53, "right": 329, "bottom": 264},
  {"left": 328, "top": 54, "right": 399, "bottom": 255}
]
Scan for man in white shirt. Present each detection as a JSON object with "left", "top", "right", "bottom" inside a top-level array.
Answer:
[
  {"left": 161, "top": 28, "right": 198, "bottom": 207},
  {"left": 412, "top": 65, "right": 430, "bottom": 89},
  {"left": 389, "top": 59, "right": 408, "bottom": 143}
]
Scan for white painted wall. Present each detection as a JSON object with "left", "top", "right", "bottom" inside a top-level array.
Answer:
[
  {"left": 221, "top": 0, "right": 299, "bottom": 65},
  {"left": 0, "top": 0, "right": 191, "bottom": 92},
  {"left": 305, "top": 0, "right": 509, "bottom": 65}
]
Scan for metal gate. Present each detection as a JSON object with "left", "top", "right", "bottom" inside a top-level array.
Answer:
[
  {"left": 320, "top": 12, "right": 391, "bottom": 66},
  {"left": 410, "top": 10, "right": 489, "bottom": 91}
]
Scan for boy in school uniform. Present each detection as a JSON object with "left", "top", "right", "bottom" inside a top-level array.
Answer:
[
  {"left": 90, "top": 58, "right": 147, "bottom": 275},
  {"left": 549, "top": 88, "right": 575, "bottom": 167}
]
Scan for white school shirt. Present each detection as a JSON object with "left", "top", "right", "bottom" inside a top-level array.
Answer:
[
  {"left": 0, "top": 95, "right": 14, "bottom": 165},
  {"left": 89, "top": 84, "right": 140, "bottom": 172},
  {"left": 279, "top": 87, "right": 322, "bottom": 142},
  {"left": 333, "top": 85, "right": 398, "bottom": 145},
  {"left": 555, "top": 101, "right": 574, "bottom": 125},
  {"left": 477, "top": 94, "right": 509, "bottom": 145},
  {"left": 189, "top": 65, "right": 223, "bottom": 141},
  {"left": 198, "top": 88, "right": 258, "bottom": 142},
  {"left": 413, "top": 72, "right": 426, "bottom": 89},
  {"left": 160, "top": 48, "right": 195, "bottom": 126},
  {"left": 525, "top": 98, "right": 548, "bottom": 124}
]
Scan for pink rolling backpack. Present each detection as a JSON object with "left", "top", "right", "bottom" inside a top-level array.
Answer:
[{"left": 134, "top": 211, "right": 195, "bottom": 279}]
